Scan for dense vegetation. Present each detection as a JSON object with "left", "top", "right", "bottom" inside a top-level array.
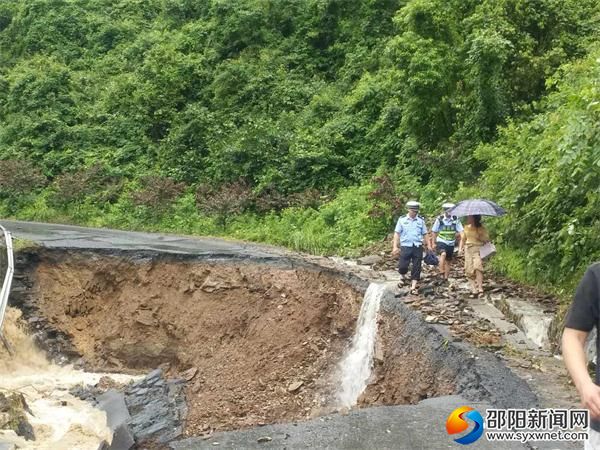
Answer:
[{"left": 0, "top": 0, "right": 598, "bottom": 295}]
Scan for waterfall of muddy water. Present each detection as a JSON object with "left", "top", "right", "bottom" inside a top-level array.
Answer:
[
  {"left": 0, "top": 307, "right": 137, "bottom": 449},
  {"left": 336, "top": 283, "right": 384, "bottom": 408}
]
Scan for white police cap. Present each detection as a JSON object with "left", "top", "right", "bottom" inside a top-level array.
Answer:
[
  {"left": 442, "top": 202, "right": 455, "bottom": 210},
  {"left": 406, "top": 200, "right": 421, "bottom": 210}
]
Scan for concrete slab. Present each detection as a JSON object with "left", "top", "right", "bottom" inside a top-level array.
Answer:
[
  {"left": 97, "top": 390, "right": 131, "bottom": 429},
  {"left": 97, "top": 390, "right": 134, "bottom": 450},
  {"left": 109, "top": 424, "right": 135, "bottom": 450},
  {"left": 467, "top": 297, "right": 540, "bottom": 353},
  {"left": 170, "top": 397, "right": 527, "bottom": 450},
  {"left": 494, "top": 296, "right": 554, "bottom": 348}
]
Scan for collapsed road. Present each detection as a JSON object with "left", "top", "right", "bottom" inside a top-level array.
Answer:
[{"left": 0, "top": 220, "right": 580, "bottom": 449}]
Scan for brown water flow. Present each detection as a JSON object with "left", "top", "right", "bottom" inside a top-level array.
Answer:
[{"left": 0, "top": 307, "right": 135, "bottom": 449}]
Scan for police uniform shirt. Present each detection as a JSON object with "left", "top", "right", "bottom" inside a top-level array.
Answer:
[{"left": 394, "top": 214, "right": 428, "bottom": 247}]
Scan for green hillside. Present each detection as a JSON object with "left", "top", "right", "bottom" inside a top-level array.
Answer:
[{"left": 0, "top": 0, "right": 598, "bottom": 295}]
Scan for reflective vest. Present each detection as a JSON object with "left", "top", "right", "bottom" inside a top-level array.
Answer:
[{"left": 437, "top": 215, "right": 459, "bottom": 242}]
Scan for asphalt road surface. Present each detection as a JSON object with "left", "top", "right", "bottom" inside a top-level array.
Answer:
[{"left": 2, "top": 219, "right": 288, "bottom": 258}]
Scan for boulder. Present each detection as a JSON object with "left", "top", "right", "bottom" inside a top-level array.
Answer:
[
  {"left": 0, "top": 393, "right": 35, "bottom": 441},
  {"left": 357, "top": 255, "right": 383, "bottom": 266}
]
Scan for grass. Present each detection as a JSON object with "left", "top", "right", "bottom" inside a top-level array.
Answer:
[
  {"left": 11, "top": 238, "right": 39, "bottom": 251},
  {"left": 0, "top": 191, "right": 581, "bottom": 318}
]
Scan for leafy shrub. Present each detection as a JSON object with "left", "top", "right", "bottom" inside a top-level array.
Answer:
[
  {"left": 252, "top": 185, "right": 290, "bottom": 213},
  {"left": 473, "top": 46, "right": 600, "bottom": 290},
  {"left": 131, "top": 175, "right": 186, "bottom": 213},
  {"left": 288, "top": 188, "right": 327, "bottom": 210},
  {"left": 196, "top": 179, "right": 254, "bottom": 227},
  {"left": 367, "top": 171, "right": 420, "bottom": 228},
  {"left": 0, "top": 159, "right": 47, "bottom": 196},
  {"left": 253, "top": 186, "right": 327, "bottom": 213},
  {"left": 50, "top": 164, "right": 122, "bottom": 208},
  {"left": 229, "top": 181, "right": 409, "bottom": 255}
]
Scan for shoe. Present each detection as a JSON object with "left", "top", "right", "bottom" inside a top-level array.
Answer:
[{"left": 410, "top": 288, "right": 419, "bottom": 295}]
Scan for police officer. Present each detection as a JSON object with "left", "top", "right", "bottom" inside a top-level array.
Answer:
[
  {"left": 431, "top": 202, "right": 464, "bottom": 283},
  {"left": 392, "top": 200, "right": 428, "bottom": 294}
]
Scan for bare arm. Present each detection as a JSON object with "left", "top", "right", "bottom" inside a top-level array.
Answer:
[
  {"left": 458, "top": 232, "right": 465, "bottom": 254},
  {"left": 562, "top": 327, "right": 600, "bottom": 417},
  {"left": 481, "top": 226, "right": 490, "bottom": 243},
  {"left": 392, "top": 232, "right": 400, "bottom": 257},
  {"left": 430, "top": 219, "right": 438, "bottom": 251}
]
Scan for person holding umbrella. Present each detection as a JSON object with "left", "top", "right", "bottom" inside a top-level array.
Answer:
[
  {"left": 451, "top": 199, "right": 505, "bottom": 298},
  {"left": 458, "top": 215, "right": 489, "bottom": 297},
  {"left": 392, "top": 200, "right": 428, "bottom": 295}
]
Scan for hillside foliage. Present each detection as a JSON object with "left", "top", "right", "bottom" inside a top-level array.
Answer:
[{"left": 0, "top": 0, "right": 598, "bottom": 292}]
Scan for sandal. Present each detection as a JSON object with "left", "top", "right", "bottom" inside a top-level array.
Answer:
[
  {"left": 410, "top": 288, "right": 419, "bottom": 295},
  {"left": 468, "top": 292, "right": 478, "bottom": 299}
]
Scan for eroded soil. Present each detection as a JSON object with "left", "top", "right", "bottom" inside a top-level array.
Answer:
[
  {"left": 359, "top": 314, "right": 455, "bottom": 405},
  {"left": 30, "top": 254, "right": 364, "bottom": 434},
  {"left": 17, "top": 249, "right": 534, "bottom": 439},
  {"left": 3, "top": 223, "right": 575, "bottom": 447}
]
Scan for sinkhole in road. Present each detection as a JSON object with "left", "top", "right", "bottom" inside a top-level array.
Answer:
[{"left": 10, "top": 249, "right": 479, "bottom": 438}]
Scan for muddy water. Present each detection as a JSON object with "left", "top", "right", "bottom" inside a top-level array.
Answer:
[
  {"left": 336, "top": 283, "right": 384, "bottom": 408},
  {"left": 0, "top": 307, "right": 135, "bottom": 449}
]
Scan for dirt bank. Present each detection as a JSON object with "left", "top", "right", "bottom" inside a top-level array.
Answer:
[
  {"left": 359, "top": 313, "right": 456, "bottom": 405},
  {"left": 9, "top": 247, "right": 540, "bottom": 441},
  {"left": 24, "top": 251, "right": 364, "bottom": 434}
]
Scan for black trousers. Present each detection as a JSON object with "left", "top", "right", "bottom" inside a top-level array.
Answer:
[{"left": 398, "top": 245, "right": 423, "bottom": 281}]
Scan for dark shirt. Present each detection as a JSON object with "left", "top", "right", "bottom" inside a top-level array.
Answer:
[{"left": 564, "top": 263, "right": 600, "bottom": 431}]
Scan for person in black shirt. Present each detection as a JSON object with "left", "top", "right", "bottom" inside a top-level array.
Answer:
[{"left": 563, "top": 262, "right": 600, "bottom": 448}]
